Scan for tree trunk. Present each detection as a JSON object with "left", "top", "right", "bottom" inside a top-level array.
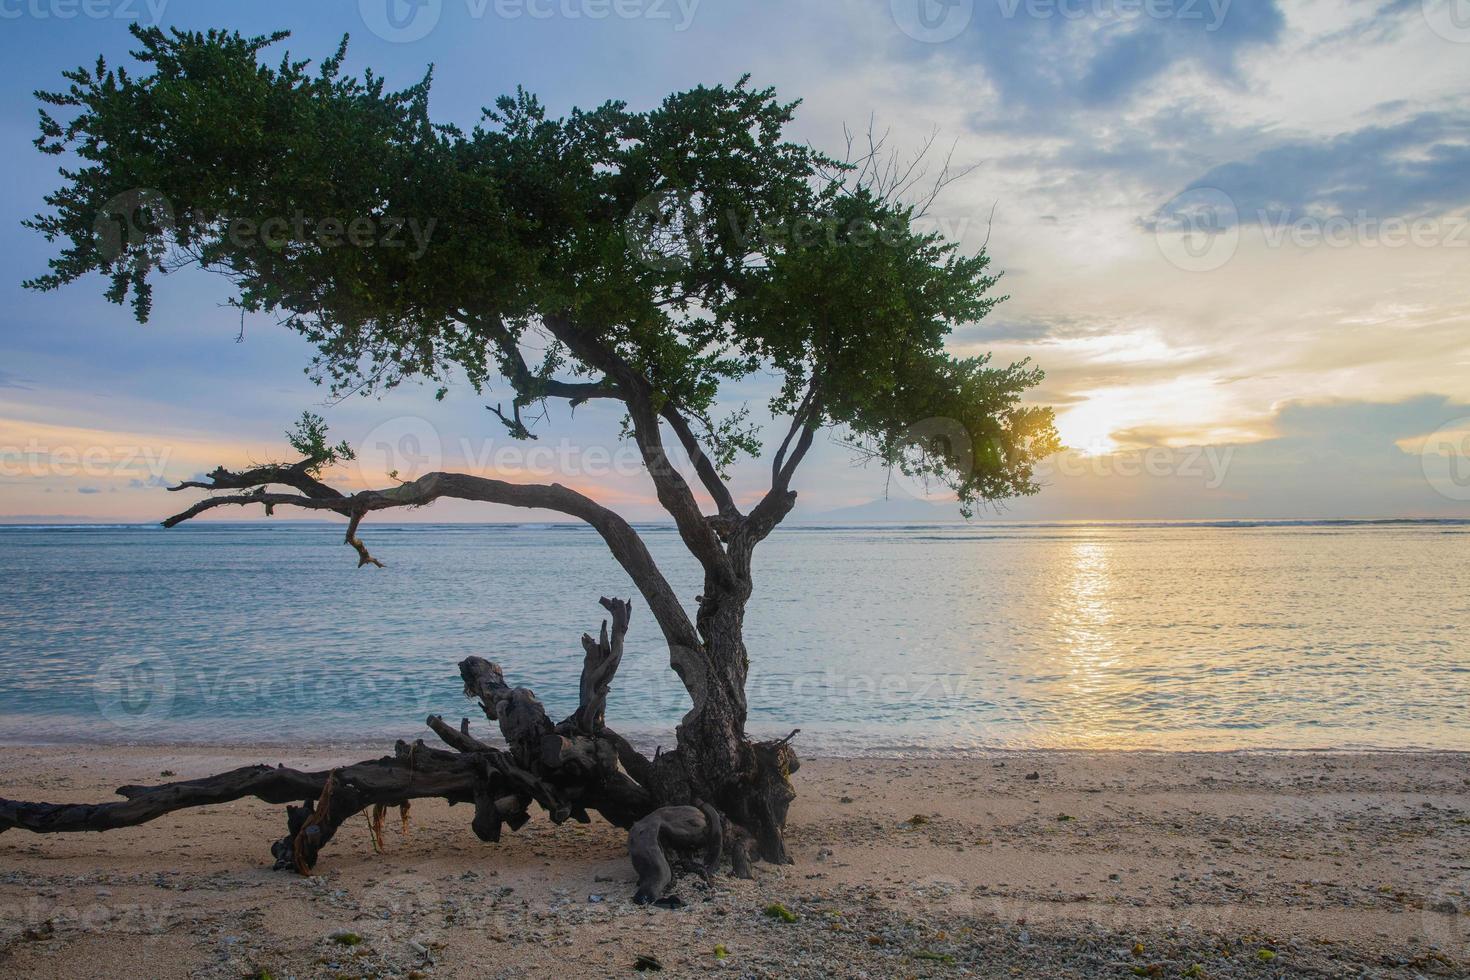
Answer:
[{"left": 656, "top": 583, "right": 800, "bottom": 865}]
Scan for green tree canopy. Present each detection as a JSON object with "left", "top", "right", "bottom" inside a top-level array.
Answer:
[{"left": 28, "top": 24, "right": 1058, "bottom": 520}]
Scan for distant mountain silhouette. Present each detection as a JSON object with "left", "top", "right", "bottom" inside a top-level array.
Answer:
[{"left": 805, "top": 494, "right": 969, "bottom": 523}]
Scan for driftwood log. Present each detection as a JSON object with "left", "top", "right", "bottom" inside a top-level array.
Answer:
[
  {"left": 627, "top": 800, "right": 760, "bottom": 905},
  {"left": 144, "top": 375, "right": 813, "bottom": 867},
  {"left": 0, "top": 597, "right": 794, "bottom": 903}
]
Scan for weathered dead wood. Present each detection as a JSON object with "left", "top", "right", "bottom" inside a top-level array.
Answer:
[
  {"left": 0, "top": 748, "right": 474, "bottom": 841},
  {"left": 623, "top": 799, "right": 740, "bottom": 910},
  {"left": 153, "top": 438, "right": 809, "bottom": 867},
  {"left": 569, "top": 596, "right": 631, "bottom": 735},
  {"left": 0, "top": 597, "right": 782, "bottom": 902},
  {"left": 629, "top": 805, "right": 714, "bottom": 905}
]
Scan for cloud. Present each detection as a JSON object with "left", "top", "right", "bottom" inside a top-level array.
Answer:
[
  {"left": 996, "top": 395, "right": 1470, "bottom": 519},
  {"left": 1305, "top": 0, "right": 1422, "bottom": 49},
  {"left": 907, "top": 0, "right": 1285, "bottom": 129},
  {"left": 1158, "top": 111, "right": 1470, "bottom": 226},
  {"left": 955, "top": 311, "right": 1129, "bottom": 344},
  {"left": 814, "top": 396, "right": 1470, "bottom": 520},
  {"left": 996, "top": 104, "right": 1276, "bottom": 209},
  {"left": 1270, "top": 395, "right": 1464, "bottom": 444},
  {"left": 2, "top": 2, "right": 1465, "bottom": 525}
]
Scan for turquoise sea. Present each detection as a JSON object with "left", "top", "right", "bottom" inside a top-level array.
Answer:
[{"left": 1, "top": 520, "right": 1466, "bottom": 753}]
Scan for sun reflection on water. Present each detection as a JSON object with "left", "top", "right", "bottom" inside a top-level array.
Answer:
[{"left": 1051, "top": 538, "right": 1130, "bottom": 747}]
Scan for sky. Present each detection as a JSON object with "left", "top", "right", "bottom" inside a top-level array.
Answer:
[{"left": 1, "top": 0, "right": 1469, "bottom": 523}]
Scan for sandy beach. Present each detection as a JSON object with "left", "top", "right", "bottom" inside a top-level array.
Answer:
[{"left": 1, "top": 746, "right": 1466, "bottom": 978}]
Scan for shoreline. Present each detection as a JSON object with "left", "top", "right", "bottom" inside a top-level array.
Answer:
[
  {"left": 5, "top": 517, "right": 1469, "bottom": 526},
  {"left": 2, "top": 735, "right": 1467, "bottom": 756},
  {"left": 2, "top": 745, "right": 1466, "bottom": 977}
]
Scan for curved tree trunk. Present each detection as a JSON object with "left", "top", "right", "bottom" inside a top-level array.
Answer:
[{"left": 654, "top": 582, "right": 800, "bottom": 865}]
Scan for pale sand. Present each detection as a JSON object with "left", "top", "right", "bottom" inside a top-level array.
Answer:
[{"left": 1, "top": 746, "right": 1467, "bottom": 977}]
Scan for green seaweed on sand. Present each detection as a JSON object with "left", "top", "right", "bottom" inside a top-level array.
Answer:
[{"left": 764, "top": 902, "right": 798, "bottom": 922}]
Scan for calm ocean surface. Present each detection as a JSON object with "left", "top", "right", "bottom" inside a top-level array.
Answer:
[{"left": 1, "top": 521, "right": 1466, "bottom": 753}]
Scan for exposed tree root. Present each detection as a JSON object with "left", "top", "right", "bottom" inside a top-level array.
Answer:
[{"left": 0, "top": 597, "right": 798, "bottom": 904}]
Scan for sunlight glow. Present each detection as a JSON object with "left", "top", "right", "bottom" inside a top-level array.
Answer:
[{"left": 1054, "top": 379, "right": 1271, "bottom": 455}]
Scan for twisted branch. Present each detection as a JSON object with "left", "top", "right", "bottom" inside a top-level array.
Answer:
[
  {"left": 0, "top": 599, "right": 665, "bottom": 877},
  {"left": 162, "top": 466, "right": 699, "bottom": 654}
]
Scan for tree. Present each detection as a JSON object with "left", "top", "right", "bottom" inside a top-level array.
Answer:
[{"left": 1, "top": 26, "right": 1059, "bottom": 893}]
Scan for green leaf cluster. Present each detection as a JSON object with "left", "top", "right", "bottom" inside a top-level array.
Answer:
[{"left": 28, "top": 25, "right": 1058, "bottom": 511}]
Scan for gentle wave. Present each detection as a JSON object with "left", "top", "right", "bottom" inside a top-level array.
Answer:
[{"left": 1, "top": 521, "right": 1466, "bottom": 751}]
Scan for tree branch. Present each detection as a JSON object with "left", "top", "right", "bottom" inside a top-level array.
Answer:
[
  {"left": 163, "top": 468, "right": 700, "bottom": 654},
  {"left": 344, "top": 505, "right": 385, "bottom": 568},
  {"left": 744, "top": 378, "right": 822, "bottom": 550},
  {"left": 0, "top": 751, "right": 473, "bottom": 838},
  {"left": 571, "top": 596, "right": 632, "bottom": 736},
  {"left": 168, "top": 461, "right": 344, "bottom": 501},
  {"left": 473, "top": 314, "right": 621, "bottom": 415},
  {"left": 771, "top": 380, "right": 820, "bottom": 487},
  {"left": 540, "top": 313, "right": 736, "bottom": 586},
  {"left": 775, "top": 418, "right": 818, "bottom": 493},
  {"left": 660, "top": 404, "right": 740, "bottom": 520}
]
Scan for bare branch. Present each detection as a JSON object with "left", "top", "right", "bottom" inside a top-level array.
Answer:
[
  {"left": 168, "top": 460, "right": 343, "bottom": 500},
  {"left": 661, "top": 404, "right": 741, "bottom": 519},
  {"left": 488, "top": 400, "right": 535, "bottom": 440},
  {"left": 830, "top": 119, "right": 980, "bottom": 217},
  {"left": 771, "top": 380, "right": 820, "bottom": 486},
  {"left": 344, "top": 506, "right": 385, "bottom": 568},
  {"left": 540, "top": 313, "right": 736, "bottom": 586},
  {"left": 473, "top": 314, "right": 621, "bottom": 417},
  {"left": 163, "top": 468, "right": 701, "bottom": 653},
  {"left": 571, "top": 596, "right": 633, "bottom": 736},
  {"left": 0, "top": 751, "right": 473, "bottom": 842},
  {"left": 744, "top": 377, "right": 823, "bottom": 549}
]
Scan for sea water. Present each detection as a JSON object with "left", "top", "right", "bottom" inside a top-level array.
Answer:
[{"left": 1, "top": 521, "right": 1465, "bottom": 753}]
